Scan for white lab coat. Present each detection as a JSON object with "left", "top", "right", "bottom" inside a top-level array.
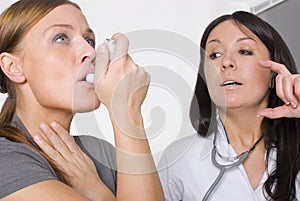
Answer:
[{"left": 158, "top": 119, "right": 300, "bottom": 201}]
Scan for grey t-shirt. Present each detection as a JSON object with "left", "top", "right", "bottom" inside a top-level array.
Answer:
[{"left": 0, "top": 115, "right": 117, "bottom": 198}]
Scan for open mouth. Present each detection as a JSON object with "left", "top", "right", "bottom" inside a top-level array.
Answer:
[
  {"left": 220, "top": 80, "right": 242, "bottom": 87},
  {"left": 81, "top": 73, "right": 94, "bottom": 84}
]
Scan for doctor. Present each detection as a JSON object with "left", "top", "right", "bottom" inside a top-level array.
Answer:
[{"left": 158, "top": 11, "right": 300, "bottom": 201}]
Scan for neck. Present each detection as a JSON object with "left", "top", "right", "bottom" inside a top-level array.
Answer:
[
  {"left": 16, "top": 100, "right": 73, "bottom": 139},
  {"left": 218, "top": 107, "right": 264, "bottom": 148}
]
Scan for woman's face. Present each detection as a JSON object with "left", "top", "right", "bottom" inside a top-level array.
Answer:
[
  {"left": 18, "top": 4, "right": 99, "bottom": 113},
  {"left": 204, "top": 20, "right": 273, "bottom": 112}
]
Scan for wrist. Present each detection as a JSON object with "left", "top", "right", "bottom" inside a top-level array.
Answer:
[{"left": 109, "top": 102, "right": 145, "bottom": 134}]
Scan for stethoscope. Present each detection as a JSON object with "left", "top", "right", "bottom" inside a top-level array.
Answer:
[{"left": 202, "top": 131, "right": 263, "bottom": 201}]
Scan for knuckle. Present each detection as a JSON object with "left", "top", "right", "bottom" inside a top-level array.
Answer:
[
  {"left": 275, "top": 75, "right": 282, "bottom": 82},
  {"left": 114, "top": 33, "right": 130, "bottom": 45},
  {"left": 282, "top": 75, "right": 291, "bottom": 83},
  {"left": 146, "top": 72, "right": 151, "bottom": 81},
  {"left": 294, "top": 76, "right": 300, "bottom": 83},
  {"left": 278, "top": 63, "right": 286, "bottom": 69},
  {"left": 49, "top": 151, "right": 60, "bottom": 161},
  {"left": 276, "top": 88, "right": 284, "bottom": 98}
]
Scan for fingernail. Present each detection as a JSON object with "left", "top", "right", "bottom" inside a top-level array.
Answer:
[
  {"left": 34, "top": 135, "right": 41, "bottom": 142},
  {"left": 291, "top": 102, "right": 297, "bottom": 109},
  {"left": 40, "top": 123, "right": 47, "bottom": 131},
  {"left": 256, "top": 114, "right": 261, "bottom": 117},
  {"left": 51, "top": 121, "right": 57, "bottom": 128}
]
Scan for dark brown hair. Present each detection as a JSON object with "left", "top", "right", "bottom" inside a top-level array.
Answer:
[{"left": 190, "top": 11, "right": 300, "bottom": 201}]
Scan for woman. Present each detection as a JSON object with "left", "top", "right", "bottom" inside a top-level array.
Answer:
[
  {"left": 0, "top": 0, "right": 163, "bottom": 200},
  {"left": 158, "top": 11, "right": 300, "bottom": 200}
]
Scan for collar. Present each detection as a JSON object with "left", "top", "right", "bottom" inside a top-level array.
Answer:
[
  {"left": 198, "top": 115, "right": 230, "bottom": 160},
  {"left": 198, "top": 115, "right": 277, "bottom": 167}
]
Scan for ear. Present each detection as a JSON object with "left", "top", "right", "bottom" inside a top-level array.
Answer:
[{"left": 0, "top": 52, "right": 25, "bottom": 83}]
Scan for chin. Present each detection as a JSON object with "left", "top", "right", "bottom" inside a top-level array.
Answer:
[
  {"left": 72, "top": 98, "right": 100, "bottom": 113},
  {"left": 214, "top": 100, "right": 243, "bottom": 110}
]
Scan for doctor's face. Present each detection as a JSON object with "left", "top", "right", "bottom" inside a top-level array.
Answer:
[
  {"left": 204, "top": 20, "right": 273, "bottom": 112},
  {"left": 18, "top": 4, "right": 99, "bottom": 112}
]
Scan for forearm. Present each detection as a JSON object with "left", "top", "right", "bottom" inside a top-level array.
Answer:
[
  {"left": 82, "top": 179, "right": 115, "bottom": 201},
  {"left": 110, "top": 109, "right": 164, "bottom": 201},
  {"left": 94, "top": 33, "right": 164, "bottom": 200}
]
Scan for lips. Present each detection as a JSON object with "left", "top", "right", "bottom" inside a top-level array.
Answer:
[
  {"left": 78, "top": 53, "right": 96, "bottom": 84},
  {"left": 220, "top": 80, "right": 242, "bottom": 87},
  {"left": 79, "top": 69, "right": 95, "bottom": 84}
]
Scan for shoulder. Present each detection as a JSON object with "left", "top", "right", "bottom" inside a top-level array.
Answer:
[
  {"left": 74, "top": 135, "right": 115, "bottom": 158},
  {"left": 0, "top": 137, "right": 59, "bottom": 198},
  {"left": 159, "top": 134, "right": 212, "bottom": 169},
  {"left": 165, "top": 134, "right": 212, "bottom": 162},
  {"left": 74, "top": 135, "right": 116, "bottom": 168},
  {"left": 0, "top": 137, "right": 57, "bottom": 168}
]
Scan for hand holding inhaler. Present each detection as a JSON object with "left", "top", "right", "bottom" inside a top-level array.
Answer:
[
  {"left": 92, "top": 34, "right": 162, "bottom": 201},
  {"left": 94, "top": 33, "right": 150, "bottom": 122}
]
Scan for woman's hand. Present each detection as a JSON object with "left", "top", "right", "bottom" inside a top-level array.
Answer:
[
  {"left": 34, "top": 122, "right": 115, "bottom": 201},
  {"left": 93, "top": 33, "right": 150, "bottom": 130},
  {"left": 257, "top": 60, "right": 300, "bottom": 118},
  {"left": 92, "top": 33, "right": 164, "bottom": 201}
]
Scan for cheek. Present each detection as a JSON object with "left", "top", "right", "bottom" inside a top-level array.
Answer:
[
  {"left": 246, "top": 66, "right": 273, "bottom": 94},
  {"left": 204, "top": 62, "right": 226, "bottom": 104},
  {"left": 24, "top": 55, "right": 76, "bottom": 102},
  {"left": 248, "top": 62, "right": 272, "bottom": 81},
  {"left": 204, "top": 60, "right": 221, "bottom": 88}
]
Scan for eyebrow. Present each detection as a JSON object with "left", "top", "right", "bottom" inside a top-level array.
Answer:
[
  {"left": 207, "top": 37, "right": 255, "bottom": 44},
  {"left": 45, "top": 24, "right": 95, "bottom": 35},
  {"left": 236, "top": 37, "right": 255, "bottom": 42}
]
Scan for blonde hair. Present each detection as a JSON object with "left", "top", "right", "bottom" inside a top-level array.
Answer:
[{"left": 0, "top": 0, "right": 81, "bottom": 184}]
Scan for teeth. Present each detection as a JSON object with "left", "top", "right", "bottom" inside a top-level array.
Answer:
[
  {"left": 86, "top": 73, "right": 94, "bottom": 84},
  {"left": 222, "top": 80, "right": 241, "bottom": 86},
  {"left": 224, "top": 81, "right": 235, "bottom": 85}
]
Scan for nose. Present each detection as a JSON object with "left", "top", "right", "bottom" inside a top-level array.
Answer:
[
  {"left": 79, "top": 39, "right": 96, "bottom": 64},
  {"left": 221, "top": 51, "right": 236, "bottom": 71}
]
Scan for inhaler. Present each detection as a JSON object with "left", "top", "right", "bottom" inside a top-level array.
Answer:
[{"left": 86, "top": 39, "right": 116, "bottom": 84}]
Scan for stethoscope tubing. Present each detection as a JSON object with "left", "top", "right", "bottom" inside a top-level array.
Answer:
[{"left": 202, "top": 135, "right": 250, "bottom": 201}]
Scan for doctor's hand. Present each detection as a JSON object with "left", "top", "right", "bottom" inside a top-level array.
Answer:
[
  {"left": 33, "top": 122, "right": 115, "bottom": 201},
  {"left": 257, "top": 60, "right": 300, "bottom": 118}
]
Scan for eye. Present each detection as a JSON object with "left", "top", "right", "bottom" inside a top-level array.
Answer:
[
  {"left": 239, "top": 49, "right": 253, "bottom": 56},
  {"left": 86, "top": 38, "right": 95, "bottom": 48},
  {"left": 53, "top": 33, "right": 69, "bottom": 44},
  {"left": 209, "top": 52, "right": 222, "bottom": 60}
]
